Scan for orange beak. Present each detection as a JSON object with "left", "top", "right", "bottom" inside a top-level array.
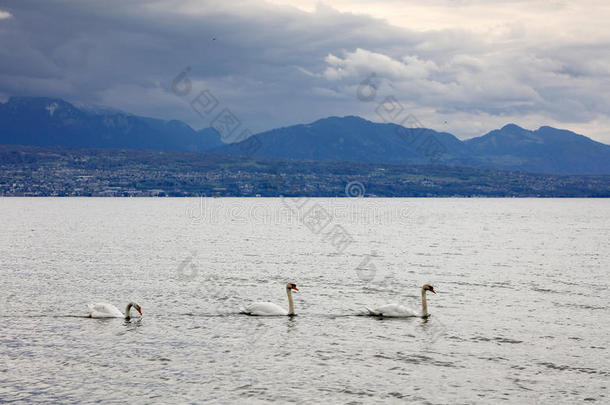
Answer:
[
  {"left": 292, "top": 286, "right": 299, "bottom": 291},
  {"left": 137, "top": 307, "right": 143, "bottom": 315},
  {"left": 430, "top": 288, "right": 436, "bottom": 294}
]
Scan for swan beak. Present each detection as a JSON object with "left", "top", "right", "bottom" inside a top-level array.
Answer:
[
  {"left": 430, "top": 289, "right": 436, "bottom": 294},
  {"left": 137, "top": 307, "right": 143, "bottom": 315},
  {"left": 292, "top": 286, "right": 299, "bottom": 291}
]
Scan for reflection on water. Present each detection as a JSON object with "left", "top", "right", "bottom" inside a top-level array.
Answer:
[{"left": 0, "top": 197, "right": 608, "bottom": 404}]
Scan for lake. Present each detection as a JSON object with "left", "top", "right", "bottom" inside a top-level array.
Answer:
[{"left": 0, "top": 198, "right": 608, "bottom": 404}]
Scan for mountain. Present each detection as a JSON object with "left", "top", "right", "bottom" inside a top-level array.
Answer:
[
  {"left": 218, "top": 117, "right": 610, "bottom": 174},
  {"left": 0, "top": 96, "right": 223, "bottom": 152},
  {"left": 2, "top": 97, "right": 609, "bottom": 174},
  {"left": 215, "top": 115, "right": 468, "bottom": 163},
  {"left": 464, "top": 124, "right": 610, "bottom": 174}
]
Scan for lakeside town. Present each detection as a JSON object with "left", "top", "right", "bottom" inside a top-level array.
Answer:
[{"left": 2, "top": 145, "right": 609, "bottom": 198}]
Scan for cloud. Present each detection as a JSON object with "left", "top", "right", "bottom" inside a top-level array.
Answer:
[
  {"left": 0, "top": 0, "right": 608, "bottom": 143},
  {"left": 320, "top": 46, "right": 608, "bottom": 123},
  {"left": 0, "top": 10, "right": 12, "bottom": 19}
]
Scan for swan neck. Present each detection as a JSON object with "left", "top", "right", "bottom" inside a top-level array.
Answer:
[
  {"left": 287, "top": 289, "right": 294, "bottom": 315},
  {"left": 421, "top": 288, "right": 428, "bottom": 317},
  {"left": 125, "top": 302, "right": 133, "bottom": 319}
]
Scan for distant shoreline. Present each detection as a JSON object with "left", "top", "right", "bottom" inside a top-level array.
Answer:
[
  {"left": 2, "top": 196, "right": 609, "bottom": 199},
  {"left": 2, "top": 145, "right": 609, "bottom": 198}
]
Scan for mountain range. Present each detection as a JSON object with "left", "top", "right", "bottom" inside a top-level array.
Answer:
[
  {"left": 1, "top": 96, "right": 609, "bottom": 175},
  {"left": 0, "top": 97, "right": 223, "bottom": 153}
]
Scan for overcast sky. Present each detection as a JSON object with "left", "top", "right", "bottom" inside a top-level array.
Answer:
[{"left": 1, "top": 0, "right": 609, "bottom": 142}]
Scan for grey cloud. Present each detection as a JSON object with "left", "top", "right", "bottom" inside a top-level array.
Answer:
[{"left": 0, "top": 0, "right": 608, "bottom": 142}]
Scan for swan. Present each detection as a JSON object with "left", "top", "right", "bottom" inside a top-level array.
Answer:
[
  {"left": 366, "top": 284, "right": 436, "bottom": 318},
  {"left": 88, "top": 302, "right": 142, "bottom": 319},
  {"left": 241, "top": 283, "right": 298, "bottom": 316}
]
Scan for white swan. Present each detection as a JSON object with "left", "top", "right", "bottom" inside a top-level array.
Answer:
[
  {"left": 366, "top": 284, "right": 436, "bottom": 318},
  {"left": 241, "top": 283, "right": 298, "bottom": 316},
  {"left": 88, "top": 302, "right": 142, "bottom": 319}
]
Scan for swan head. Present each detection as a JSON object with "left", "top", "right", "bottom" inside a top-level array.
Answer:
[
  {"left": 129, "top": 302, "right": 142, "bottom": 315},
  {"left": 285, "top": 283, "right": 298, "bottom": 292},
  {"left": 422, "top": 284, "right": 436, "bottom": 294}
]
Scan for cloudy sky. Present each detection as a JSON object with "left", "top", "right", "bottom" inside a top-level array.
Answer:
[{"left": 1, "top": 0, "right": 609, "bottom": 142}]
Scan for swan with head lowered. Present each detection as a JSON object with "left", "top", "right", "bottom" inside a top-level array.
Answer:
[
  {"left": 366, "top": 284, "right": 436, "bottom": 318},
  {"left": 88, "top": 302, "right": 142, "bottom": 319},
  {"left": 241, "top": 283, "right": 298, "bottom": 316}
]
